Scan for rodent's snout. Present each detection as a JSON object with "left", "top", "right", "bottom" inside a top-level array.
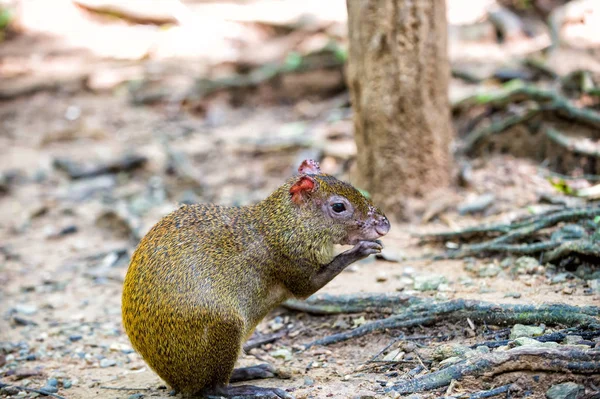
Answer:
[{"left": 374, "top": 215, "right": 390, "bottom": 236}]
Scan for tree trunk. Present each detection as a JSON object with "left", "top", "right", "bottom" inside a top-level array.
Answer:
[{"left": 346, "top": 0, "right": 453, "bottom": 220}]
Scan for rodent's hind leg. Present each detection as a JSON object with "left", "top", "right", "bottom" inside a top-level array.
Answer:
[
  {"left": 203, "top": 384, "right": 294, "bottom": 398},
  {"left": 230, "top": 364, "right": 277, "bottom": 382}
]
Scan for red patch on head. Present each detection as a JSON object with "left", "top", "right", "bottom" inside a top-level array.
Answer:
[
  {"left": 298, "top": 159, "right": 321, "bottom": 175},
  {"left": 290, "top": 176, "right": 315, "bottom": 204}
]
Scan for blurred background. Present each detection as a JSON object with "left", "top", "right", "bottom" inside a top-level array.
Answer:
[{"left": 1, "top": 0, "right": 600, "bottom": 398}]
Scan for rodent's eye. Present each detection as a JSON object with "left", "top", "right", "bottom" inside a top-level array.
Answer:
[{"left": 331, "top": 203, "right": 346, "bottom": 213}]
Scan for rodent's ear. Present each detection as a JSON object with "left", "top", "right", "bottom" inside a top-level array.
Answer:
[
  {"left": 298, "top": 159, "right": 321, "bottom": 175},
  {"left": 290, "top": 176, "right": 316, "bottom": 205}
]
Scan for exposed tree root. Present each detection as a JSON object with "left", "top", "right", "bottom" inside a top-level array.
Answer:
[
  {"left": 298, "top": 297, "right": 599, "bottom": 349},
  {"left": 385, "top": 347, "right": 600, "bottom": 394},
  {"left": 470, "top": 326, "right": 600, "bottom": 349},
  {"left": 545, "top": 126, "right": 600, "bottom": 158},
  {"left": 460, "top": 384, "right": 514, "bottom": 399},
  {"left": 283, "top": 293, "right": 421, "bottom": 315},
  {"left": 419, "top": 206, "right": 600, "bottom": 261},
  {"left": 455, "top": 82, "right": 600, "bottom": 155}
]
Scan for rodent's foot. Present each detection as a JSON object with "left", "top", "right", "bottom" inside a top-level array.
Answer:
[
  {"left": 349, "top": 240, "right": 383, "bottom": 259},
  {"left": 230, "top": 364, "right": 277, "bottom": 382},
  {"left": 206, "top": 384, "right": 294, "bottom": 398}
]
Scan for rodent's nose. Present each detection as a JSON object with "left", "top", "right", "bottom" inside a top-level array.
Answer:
[{"left": 374, "top": 215, "right": 390, "bottom": 236}]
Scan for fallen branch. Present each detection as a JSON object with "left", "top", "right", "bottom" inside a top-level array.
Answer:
[
  {"left": 386, "top": 347, "right": 600, "bottom": 394},
  {"left": 301, "top": 299, "right": 599, "bottom": 349}
]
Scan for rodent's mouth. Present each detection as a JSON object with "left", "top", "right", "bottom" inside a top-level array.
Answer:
[{"left": 375, "top": 225, "right": 389, "bottom": 237}]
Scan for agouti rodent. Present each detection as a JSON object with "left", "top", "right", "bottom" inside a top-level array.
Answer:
[{"left": 122, "top": 159, "right": 390, "bottom": 398}]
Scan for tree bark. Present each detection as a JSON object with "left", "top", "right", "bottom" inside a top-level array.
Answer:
[{"left": 346, "top": 0, "right": 453, "bottom": 220}]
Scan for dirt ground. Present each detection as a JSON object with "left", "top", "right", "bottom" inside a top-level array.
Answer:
[{"left": 1, "top": 1, "right": 599, "bottom": 399}]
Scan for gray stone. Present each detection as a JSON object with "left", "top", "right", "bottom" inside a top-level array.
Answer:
[
  {"left": 513, "top": 256, "right": 539, "bottom": 275},
  {"left": 270, "top": 348, "right": 292, "bottom": 361},
  {"left": 128, "top": 394, "right": 144, "bottom": 399},
  {"left": 413, "top": 274, "right": 447, "bottom": 291},
  {"left": 563, "top": 335, "right": 583, "bottom": 345},
  {"left": 457, "top": 193, "right": 495, "bottom": 215},
  {"left": 545, "top": 382, "right": 584, "bottom": 399},
  {"left": 550, "top": 273, "right": 569, "bottom": 284},
  {"left": 14, "top": 304, "right": 37, "bottom": 315},
  {"left": 504, "top": 292, "right": 521, "bottom": 298},
  {"left": 432, "top": 343, "right": 469, "bottom": 360},
  {"left": 100, "top": 358, "right": 116, "bottom": 368},
  {"left": 382, "top": 349, "right": 404, "bottom": 361},
  {"left": 509, "top": 324, "right": 545, "bottom": 339},
  {"left": 478, "top": 263, "right": 502, "bottom": 277},
  {"left": 513, "top": 337, "right": 559, "bottom": 348}
]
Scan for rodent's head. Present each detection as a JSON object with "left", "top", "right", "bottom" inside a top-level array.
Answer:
[{"left": 289, "top": 160, "right": 390, "bottom": 245}]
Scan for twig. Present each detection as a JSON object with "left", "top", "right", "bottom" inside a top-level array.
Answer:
[
  {"left": 0, "top": 382, "right": 67, "bottom": 399},
  {"left": 301, "top": 299, "right": 600, "bottom": 349},
  {"left": 243, "top": 331, "right": 287, "bottom": 352},
  {"left": 100, "top": 386, "right": 153, "bottom": 391},
  {"left": 387, "top": 347, "right": 600, "bottom": 394},
  {"left": 366, "top": 336, "right": 405, "bottom": 363}
]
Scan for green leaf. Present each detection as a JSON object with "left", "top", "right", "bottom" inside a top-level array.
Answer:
[
  {"left": 0, "top": 8, "right": 13, "bottom": 30},
  {"left": 548, "top": 178, "right": 575, "bottom": 195},
  {"left": 283, "top": 52, "right": 303, "bottom": 71},
  {"left": 358, "top": 188, "right": 371, "bottom": 199}
]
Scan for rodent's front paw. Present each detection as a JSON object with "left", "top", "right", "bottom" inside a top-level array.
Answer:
[{"left": 351, "top": 240, "right": 383, "bottom": 258}]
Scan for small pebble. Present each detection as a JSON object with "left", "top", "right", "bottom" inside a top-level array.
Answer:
[
  {"left": 69, "top": 335, "right": 83, "bottom": 342},
  {"left": 550, "top": 273, "right": 569, "bottom": 284},
  {"left": 14, "top": 304, "right": 38, "bottom": 316},
  {"left": 562, "top": 286, "right": 574, "bottom": 295},
  {"left": 128, "top": 394, "right": 144, "bottom": 399},
  {"left": 63, "top": 380, "right": 72, "bottom": 389},
  {"left": 269, "top": 348, "right": 292, "bottom": 361},
  {"left": 504, "top": 292, "right": 521, "bottom": 298},
  {"left": 100, "top": 358, "right": 117, "bottom": 368}
]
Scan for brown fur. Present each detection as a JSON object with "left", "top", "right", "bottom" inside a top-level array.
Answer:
[{"left": 122, "top": 173, "right": 384, "bottom": 394}]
